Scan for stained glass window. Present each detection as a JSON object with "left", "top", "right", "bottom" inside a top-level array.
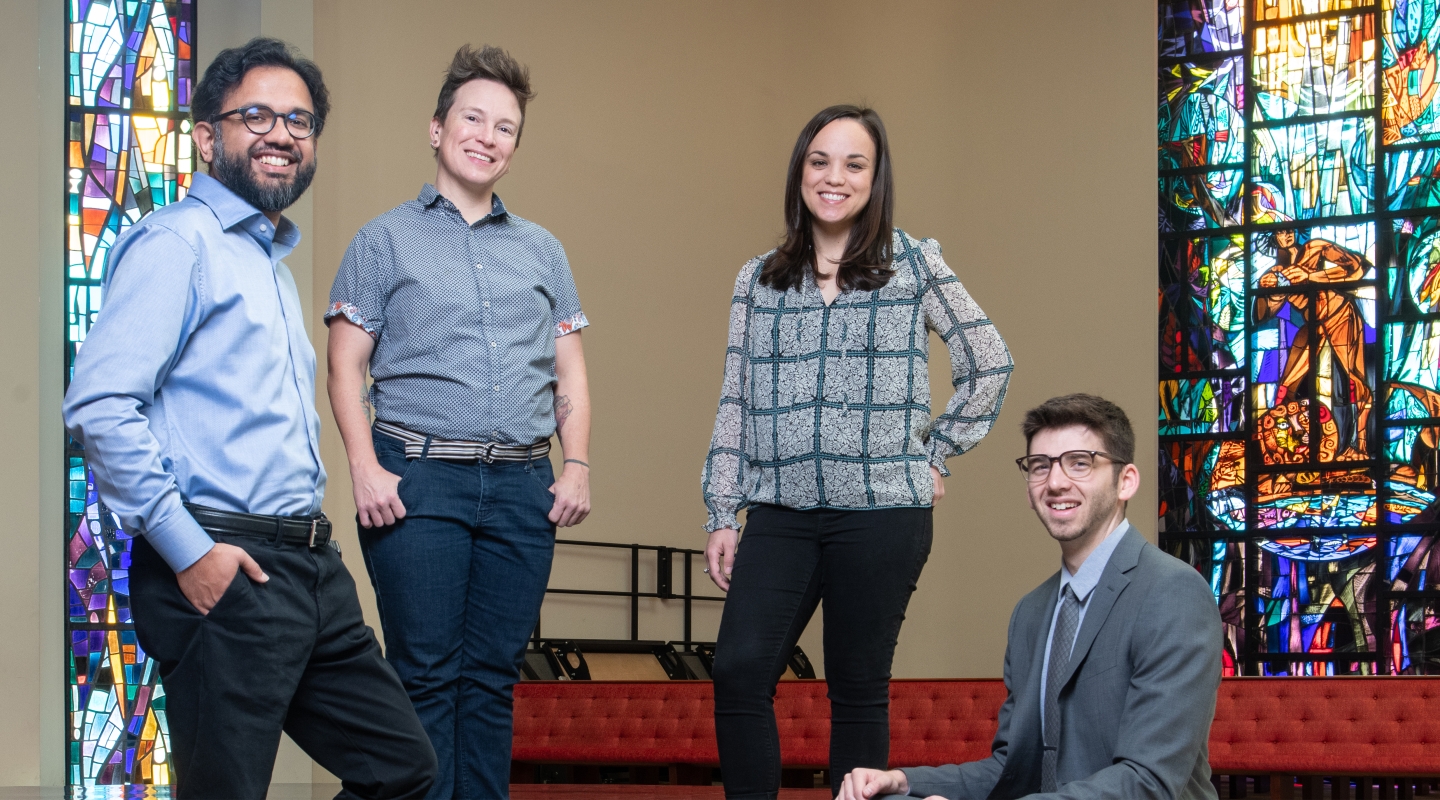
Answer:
[
  {"left": 66, "top": 0, "right": 194, "bottom": 787},
  {"left": 1159, "top": 0, "right": 1440, "bottom": 676}
]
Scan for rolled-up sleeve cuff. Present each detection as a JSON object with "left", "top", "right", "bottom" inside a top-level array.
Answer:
[
  {"left": 144, "top": 509, "right": 215, "bottom": 573},
  {"left": 324, "top": 301, "right": 380, "bottom": 339},
  {"left": 555, "top": 311, "right": 590, "bottom": 337}
]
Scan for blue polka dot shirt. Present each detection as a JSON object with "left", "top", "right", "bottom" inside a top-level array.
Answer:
[{"left": 326, "top": 185, "right": 588, "bottom": 444}]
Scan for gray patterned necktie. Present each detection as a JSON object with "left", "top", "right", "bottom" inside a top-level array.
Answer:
[{"left": 1041, "top": 585, "right": 1081, "bottom": 792}]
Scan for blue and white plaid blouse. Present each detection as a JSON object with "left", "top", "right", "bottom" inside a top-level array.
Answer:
[{"left": 701, "top": 230, "right": 1013, "bottom": 532}]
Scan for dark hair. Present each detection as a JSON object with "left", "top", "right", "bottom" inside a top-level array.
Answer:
[
  {"left": 759, "top": 105, "right": 896, "bottom": 293},
  {"left": 192, "top": 37, "right": 330, "bottom": 135},
  {"left": 433, "top": 45, "right": 535, "bottom": 138},
  {"left": 1022, "top": 394, "right": 1136, "bottom": 465}
]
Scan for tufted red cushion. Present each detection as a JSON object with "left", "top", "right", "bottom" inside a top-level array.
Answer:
[
  {"left": 887, "top": 679, "right": 1005, "bottom": 767},
  {"left": 513, "top": 681, "right": 720, "bottom": 765},
  {"left": 1208, "top": 677, "right": 1440, "bottom": 775},
  {"left": 512, "top": 680, "right": 1003, "bottom": 767},
  {"left": 513, "top": 677, "right": 1440, "bottom": 773}
]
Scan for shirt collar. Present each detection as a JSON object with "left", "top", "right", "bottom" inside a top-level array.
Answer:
[
  {"left": 418, "top": 183, "right": 509, "bottom": 222},
  {"left": 1059, "top": 519, "right": 1131, "bottom": 604},
  {"left": 188, "top": 172, "right": 300, "bottom": 257}
]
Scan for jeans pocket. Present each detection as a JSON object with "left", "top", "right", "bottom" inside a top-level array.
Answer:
[{"left": 527, "top": 460, "right": 555, "bottom": 493}]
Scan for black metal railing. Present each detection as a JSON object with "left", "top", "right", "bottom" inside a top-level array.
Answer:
[{"left": 534, "top": 539, "right": 726, "bottom": 647}]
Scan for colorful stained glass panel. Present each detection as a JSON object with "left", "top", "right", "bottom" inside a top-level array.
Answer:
[
  {"left": 1161, "top": 0, "right": 1440, "bottom": 679},
  {"left": 1255, "top": 0, "right": 1370, "bottom": 21},
  {"left": 1389, "top": 216, "right": 1440, "bottom": 312},
  {"left": 1161, "top": 377, "right": 1248, "bottom": 433},
  {"left": 65, "top": 0, "right": 193, "bottom": 788},
  {"left": 1382, "top": 0, "right": 1440, "bottom": 143},
  {"left": 1160, "top": 439, "right": 1247, "bottom": 532},
  {"left": 1162, "top": 57, "right": 1247, "bottom": 172},
  {"left": 1253, "top": 14, "right": 1377, "bottom": 121},
  {"left": 1161, "top": 0, "right": 1246, "bottom": 57},
  {"left": 1252, "top": 117, "right": 1375, "bottom": 221},
  {"left": 1160, "top": 235, "right": 1247, "bottom": 373},
  {"left": 1387, "top": 146, "right": 1440, "bottom": 209},
  {"left": 1161, "top": 170, "right": 1245, "bottom": 231}
]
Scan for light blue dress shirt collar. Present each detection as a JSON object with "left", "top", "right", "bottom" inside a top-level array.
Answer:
[
  {"left": 1059, "top": 517, "right": 1131, "bottom": 604},
  {"left": 188, "top": 172, "right": 300, "bottom": 258}
]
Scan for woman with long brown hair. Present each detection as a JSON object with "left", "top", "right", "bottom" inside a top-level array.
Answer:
[{"left": 701, "top": 105, "right": 1013, "bottom": 799}]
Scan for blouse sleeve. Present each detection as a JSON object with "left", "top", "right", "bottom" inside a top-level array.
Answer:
[
  {"left": 918, "top": 238, "right": 1013, "bottom": 476},
  {"left": 701, "top": 260, "right": 760, "bottom": 532}
]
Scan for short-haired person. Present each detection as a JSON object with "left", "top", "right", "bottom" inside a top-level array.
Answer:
[
  {"left": 702, "top": 105, "right": 1013, "bottom": 799},
  {"left": 838, "top": 394, "right": 1223, "bottom": 800},
  {"left": 326, "top": 44, "right": 591, "bottom": 798},
  {"left": 62, "top": 38, "right": 436, "bottom": 799}
]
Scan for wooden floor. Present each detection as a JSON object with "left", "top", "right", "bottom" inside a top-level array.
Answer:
[
  {"left": 0, "top": 786, "right": 832, "bottom": 799},
  {"left": 510, "top": 788, "right": 830, "bottom": 799}
]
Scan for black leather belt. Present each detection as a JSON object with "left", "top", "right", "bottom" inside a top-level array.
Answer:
[{"left": 184, "top": 503, "right": 332, "bottom": 548}]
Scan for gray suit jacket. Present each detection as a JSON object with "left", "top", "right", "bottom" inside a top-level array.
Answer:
[{"left": 900, "top": 526, "right": 1222, "bottom": 799}]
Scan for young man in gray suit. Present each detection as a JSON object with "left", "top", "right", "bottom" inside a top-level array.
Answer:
[{"left": 839, "top": 394, "right": 1222, "bottom": 800}]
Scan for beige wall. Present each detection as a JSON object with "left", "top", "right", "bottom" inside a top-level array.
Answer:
[
  {"left": 0, "top": 0, "right": 1153, "bottom": 786},
  {"left": 310, "top": 0, "right": 1157, "bottom": 683}
]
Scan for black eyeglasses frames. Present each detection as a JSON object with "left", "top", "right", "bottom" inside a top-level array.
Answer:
[
  {"left": 1015, "top": 450, "right": 1128, "bottom": 482},
  {"left": 211, "top": 105, "right": 320, "bottom": 139}
]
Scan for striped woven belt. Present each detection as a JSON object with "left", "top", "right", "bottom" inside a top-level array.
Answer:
[{"left": 374, "top": 421, "right": 551, "bottom": 463}]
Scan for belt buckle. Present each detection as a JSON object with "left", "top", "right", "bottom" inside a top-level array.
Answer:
[
  {"left": 480, "top": 442, "right": 496, "bottom": 464},
  {"left": 308, "top": 518, "right": 320, "bottom": 548}
]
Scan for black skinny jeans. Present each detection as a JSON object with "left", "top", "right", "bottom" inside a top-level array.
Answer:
[{"left": 712, "top": 504, "right": 933, "bottom": 799}]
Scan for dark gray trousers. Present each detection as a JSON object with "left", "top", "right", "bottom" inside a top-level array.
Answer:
[{"left": 130, "top": 532, "right": 437, "bottom": 800}]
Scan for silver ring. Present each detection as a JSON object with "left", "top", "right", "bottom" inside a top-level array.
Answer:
[{"left": 702, "top": 568, "right": 710, "bottom": 574}]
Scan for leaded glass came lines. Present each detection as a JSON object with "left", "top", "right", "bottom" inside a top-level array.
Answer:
[
  {"left": 65, "top": 0, "right": 193, "bottom": 788},
  {"left": 1159, "top": 0, "right": 1440, "bottom": 676}
]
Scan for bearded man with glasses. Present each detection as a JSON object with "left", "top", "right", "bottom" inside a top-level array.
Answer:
[
  {"left": 64, "top": 38, "right": 436, "bottom": 799},
  {"left": 839, "top": 394, "right": 1222, "bottom": 800}
]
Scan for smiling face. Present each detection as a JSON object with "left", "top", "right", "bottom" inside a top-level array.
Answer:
[
  {"left": 193, "top": 65, "right": 317, "bottom": 215},
  {"left": 800, "top": 118, "right": 876, "bottom": 236},
  {"left": 1026, "top": 425, "right": 1138, "bottom": 551},
  {"left": 430, "top": 78, "right": 521, "bottom": 196}
]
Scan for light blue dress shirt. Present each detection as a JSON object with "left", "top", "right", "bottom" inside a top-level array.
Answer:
[
  {"left": 1038, "top": 519, "right": 1131, "bottom": 732},
  {"left": 63, "top": 172, "right": 326, "bottom": 573}
]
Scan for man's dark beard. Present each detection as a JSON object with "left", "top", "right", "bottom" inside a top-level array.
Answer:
[{"left": 210, "top": 135, "right": 317, "bottom": 213}]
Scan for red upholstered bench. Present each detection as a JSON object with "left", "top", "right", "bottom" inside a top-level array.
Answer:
[
  {"left": 511, "top": 679, "right": 1004, "bottom": 784},
  {"left": 512, "top": 677, "right": 1440, "bottom": 795},
  {"left": 1210, "top": 677, "right": 1440, "bottom": 798}
]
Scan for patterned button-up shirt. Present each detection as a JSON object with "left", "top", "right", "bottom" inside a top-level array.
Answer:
[
  {"left": 326, "top": 185, "right": 588, "bottom": 444},
  {"left": 701, "top": 230, "right": 1013, "bottom": 532}
]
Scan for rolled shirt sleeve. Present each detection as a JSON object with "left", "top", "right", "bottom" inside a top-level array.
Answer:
[
  {"left": 541, "top": 234, "right": 589, "bottom": 337},
  {"left": 918, "top": 238, "right": 1013, "bottom": 477},
  {"left": 62, "top": 224, "right": 215, "bottom": 573},
  {"left": 325, "top": 228, "right": 389, "bottom": 338}
]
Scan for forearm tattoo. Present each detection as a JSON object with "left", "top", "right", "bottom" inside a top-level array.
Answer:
[
  {"left": 555, "top": 394, "right": 573, "bottom": 431},
  {"left": 361, "top": 388, "right": 373, "bottom": 422}
]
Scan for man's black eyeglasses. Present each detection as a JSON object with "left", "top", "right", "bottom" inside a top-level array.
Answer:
[
  {"left": 212, "top": 105, "right": 320, "bottom": 139},
  {"left": 1015, "top": 450, "right": 1127, "bottom": 482}
]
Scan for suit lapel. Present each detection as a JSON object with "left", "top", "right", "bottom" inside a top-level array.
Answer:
[
  {"left": 1056, "top": 525, "right": 1144, "bottom": 690},
  {"left": 1002, "top": 573, "right": 1060, "bottom": 786}
]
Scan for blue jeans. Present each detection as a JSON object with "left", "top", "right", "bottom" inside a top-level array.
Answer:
[{"left": 362, "top": 428, "right": 557, "bottom": 799}]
